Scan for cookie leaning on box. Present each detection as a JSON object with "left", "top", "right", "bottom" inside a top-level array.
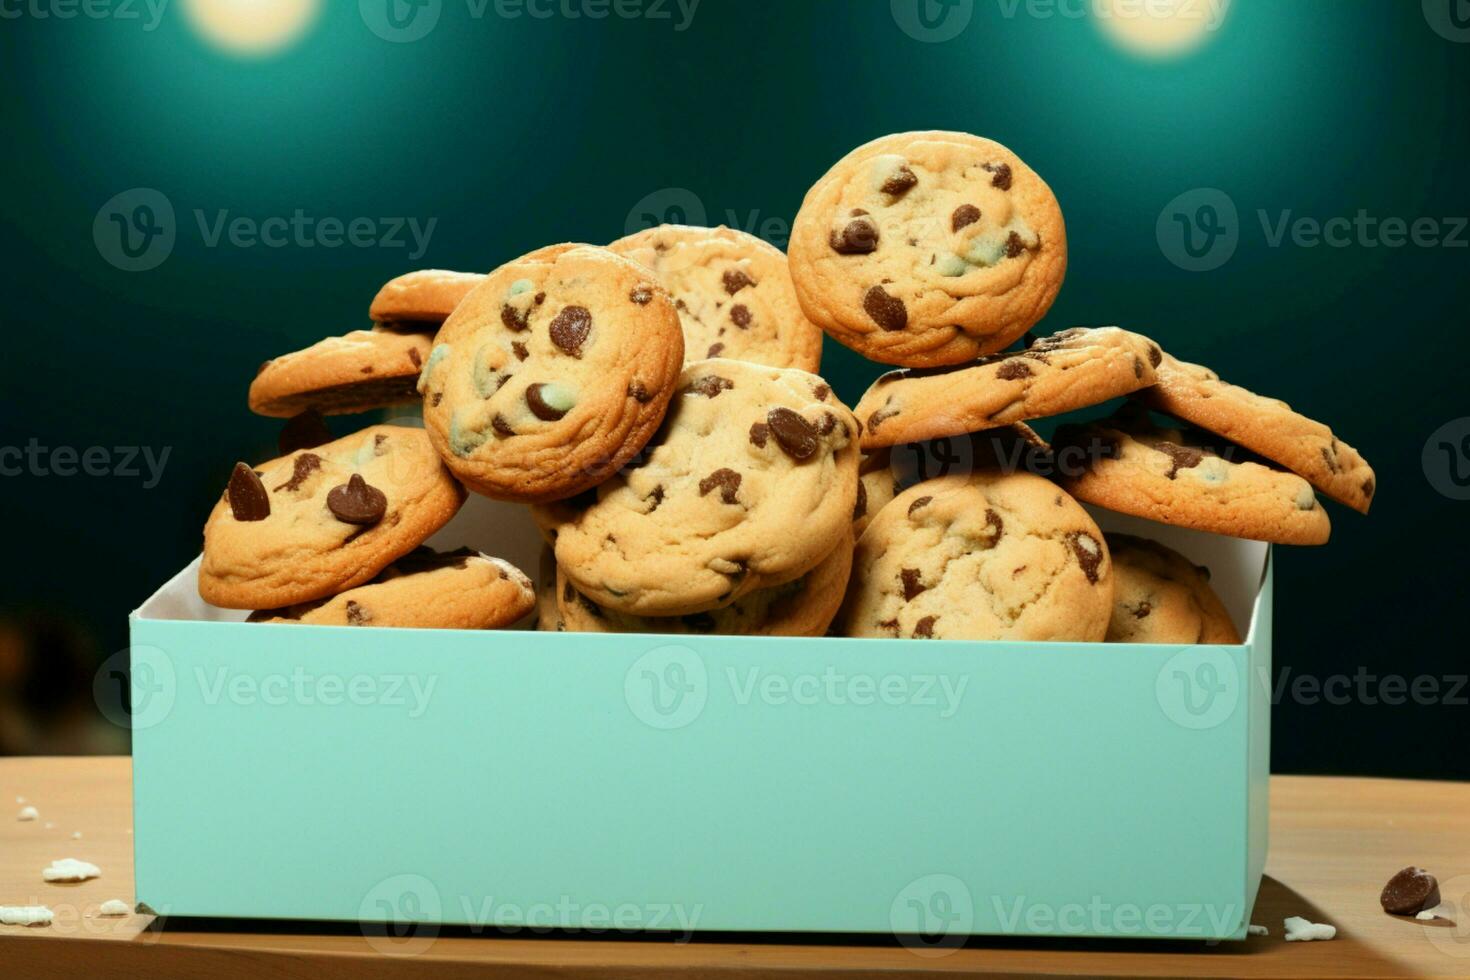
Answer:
[
  {"left": 1054, "top": 405, "right": 1332, "bottom": 545},
  {"left": 249, "top": 547, "right": 535, "bottom": 629},
  {"left": 199, "top": 425, "right": 466, "bottom": 610},
  {"left": 788, "top": 130, "right": 1067, "bottom": 367},
  {"left": 419, "top": 244, "right": 685, "bottom": 502},
  {"left": 533, "top": 358, "right": 859, "bottom": 617},
  {"left": 837, "top": 471, "right": 1112, "bottom": 641},
  {"left": 1105, "top": 533, "right": 1240, "bottom": 645}
]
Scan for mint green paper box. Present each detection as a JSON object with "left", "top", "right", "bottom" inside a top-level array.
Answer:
[{"left": 128, "top": 498, "right": 1271, "bottom": 944}]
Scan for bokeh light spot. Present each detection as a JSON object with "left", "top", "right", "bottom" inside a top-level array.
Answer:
[{"left": 181, "top": 0, "right": 323, "bottom": 57}]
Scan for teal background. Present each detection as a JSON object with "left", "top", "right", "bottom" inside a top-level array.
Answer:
[{"left": 1, "top": 1, "right": 1467, "bottom": 776}]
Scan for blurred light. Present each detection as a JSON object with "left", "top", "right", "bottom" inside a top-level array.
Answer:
[
  {"left": 1093, "top": 0, "right": 1229, "bottom": 58},
  {"left": 181, "top": 0, "right": 323, "bottom": 57}
]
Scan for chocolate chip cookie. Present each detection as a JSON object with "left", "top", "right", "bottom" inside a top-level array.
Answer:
[
  {"left": 608, "top": 224, "right": 824, "bottom": 371},
  {"left": 554, "top": 530, "right": 853, "bottom": 636},
  {"left": 1104, "top": 533, "right": 1240, "bottom": 644},
  {"left": 855, "top": 327, "right": 1162, "bottom": 448},
  {"left": 533, "top": 358, "right": 859, "bottom": 616},
  {"left": 1140, "top": 353, "right": 1376, "bottom": 514},
  {"left": 1054, "top": 406, "right": 1332, "bottom": 545},
  {"left": 249, "top": 329, "right": 433, "bottom": 417},
  {"left": 249, "top": 547, "right": 534, "bottom": 629},
  {"left": 369, "top": 269, "right": 485, "bottom": 331},
  {"left": 788, "top": 131, "right": 1067, "bottom": 367},
  {"left": 836, "top": 471, "right": 1112, "bottom": 641},
  {"left": 199, "top": 425, "right": 466, "bottom": 609},
  {"left": 419, "top": 244, "right": 685, "bottom": 502}
]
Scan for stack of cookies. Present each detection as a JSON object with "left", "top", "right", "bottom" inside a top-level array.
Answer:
[{"left": 201, "top": 129, "right": 1374, "bottom": 644}]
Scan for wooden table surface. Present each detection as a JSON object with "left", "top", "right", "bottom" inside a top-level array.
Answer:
[{"left": 1, "top": 757, "right": 1466, "bottom": 978}]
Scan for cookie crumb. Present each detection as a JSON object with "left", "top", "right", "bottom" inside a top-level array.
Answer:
[
  {"left": 17, "top": 805, "right": 38, "bottom": 821},
  {"left": 42, "top": 857, "right": 100, "bottom": 882},
  {"left": 1247, "top": 924, "right": 1267, "bottom": 936},
  {"left": 0, "top": 905, "right": 52, "bottom": 927},
  {"left": 98, "top": 899, "right": 130, "bottom": 917},
  {"left": 1283, "top": 916, "right": 1335, "bottom": 941}
]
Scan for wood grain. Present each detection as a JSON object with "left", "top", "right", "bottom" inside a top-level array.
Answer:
[{"left": 2, "top": 757, "right": 1466, "bottom": 977}]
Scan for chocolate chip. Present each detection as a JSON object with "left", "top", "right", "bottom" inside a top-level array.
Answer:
[
  {"left": 749, "top": 421, "right": 769, "bottom": 448},
  {"left": 1148, "top": 343, "right": 1163, "bottom": 368},
  {"left": 830, "top": 215, "right": 880, "bottom": 254},
  {"left": 984, "top": 508, "right": 1004, "bottom": 542},
  {"left": 1380, "top": 867, "right": 1440, "bottom": 916},
  {"left": 526, "top": 383, "right": 569, "bottom": 421},
  {"left": 1068, "top": 531, "right": 1103, "bottom": 584},
  {"left": 866, "top": 406, "right": 898, "bottom": 434},
  {"left": 880, "top": 165, "right": 917, "bottom": 196},
  {"left": 900, "top": 568, "right": 926, "bottom": 601},
  {"left": 430, "top": 392, "right": 443, "bottom": 408},
  {"left": 1004, "top": 231, "right": 1025, "bottom": 258},
  {"left": 227, "top": 463, "right": 271, "bottom": 521},
  {"left": 951, "top": 204, "right": 981, "bottom": 232},
  {"left": 646, "top": 484, "right": 665, "bottom": 512},
  {"left": 1362, "top": 477, "right": 1375, "bottom": 499},
  {"left": 813, "top": 383, "right": 830, "bottom": 401},
  {"left": 767, "top": 407, "right": 819, "bottom": 461},
  {"left": 988, "top": 162, "right": 1012, "bottom": 190},
  {"left": 273, "top": 452, "right": 322, "bottom": 493},
  {"left": 862, "top": 285, "right": 907, "bottom": 332},
  {"left": 722, "top": 269, "right": 754, "bottom": 294},
  {"left": 698, "top": 468, "right": 742, "bottom": 505},
  {"left": 996, "top": 360, "right": 1032, "bottom": 381},
  {"left": 345, "top": 600, "right": 371, "bottom": 626},
  {"left": 816, "top": 412, "right": 837, "bottom": 435},
  {"left": 501, "top": 303, "right": 529, "bottom": 332},
  {"left": 327, "top": 474, "right": 387, "bottom": 526},
  {"left": 512, "top": 341, "right": 529, "bottom": 361},
  {"left": 1321, "top": 446, "right": 1339, "bottom": 474},
  {"left": 549, "top": 305, "right": 592, "bottom": 357},
  {"left": 854, "top": 480, "right": 868, "bottom": 520},
  {"left": 908, "top": 495, "right": 932, "bottom": 517},
  {"left": 913, "top": 615, "right": 937, "bottom": 638},
  {"left": 407, "top": 347, "right": 422, "bottom": 368},
  {"left": 492, "top": 414, "right": 515, "bottom": 437},
  {"left": 360, "top": 365, "right": 374, "bottom": 374},
  {"left": 629, "top": 285, "right": 653, "bottom": 305},
  {"left": 277, "top": 410, "right": 332, "bottom": 456},
  {"left": 534, "top": 292, "right": 546, "bottom": 305},
  {"left": 1134, "top": 601, "right": 1152, "bottom": 619},
  {"left": 1133, "top": 356, "right": 1144, "bottom": 379},
  {"left": 1158, "top": 442, "right": 1204, "bottom": 479},
  {"left": 707, "top": 342, "right": 724, "bottom": 358},
  {"left": 688, "top": 375, "right": 734, "bottom": 398},
  {"left": 724, "top": 304, "right": 750, "bottom": 330},
  {"left": 627, "top": 380, "right": 653, "bottom": 403}
]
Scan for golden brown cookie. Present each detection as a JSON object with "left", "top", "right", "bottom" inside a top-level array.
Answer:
[
  {"left": 419, "top": 244, "right": 685, "bottom": 502},
  {"left": 249, "top": 547, "right": 534, "bottom": 629},
  {"left": 199, "top": 425, "right": 466, "bottom": 609},
  {"left": 855, "top": 327, "right": 1161, "bottom": 448},
  {"left": 1104, "top": 534, "right": 1240, "bottom": 644},
  {"left": 608, "top": 224, "right": 823, "bottom": 371},
  {"left": 249, "top": 329, "right": 432, "bottom": 418},
  {"left": 369, "top": 269, "right": 485, "bottom": 331},
  {"left": 788, "top": 131, "right": 1067, "bottom": 367},
  {"left": 1140, "top": 353, "right": 1376, "bottom": 514}
]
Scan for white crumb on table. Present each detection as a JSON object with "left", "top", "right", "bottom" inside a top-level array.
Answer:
[
  {"left": 71, "top": 831, "right": 81, "bottom": 839},
  {"left": 1283, "top": 915, "right": 1336, "bottom": 941},
  {"left": 17, "top": 805, "right": 38, "bottom": 821},
  {"left": 42, "top": 857, "right": 101, "bottom": 882},
  {"left": 97, "top": 900, "right": 130, "bottom": 917},
  {"left": 1416, "top": 910, "right": 1437, "bottom": 921},
  {"left": 43, "top": 822, "right": 54, "bottom": 829},
  {"left": 1247, "top": 923, "right": 1268, "bottom": 936},
  {"left": 0, "top": 905, "right": 53, "bottom": 927},
  {"left": 15, "top": 795, "right": 25, "bottom": 804}
]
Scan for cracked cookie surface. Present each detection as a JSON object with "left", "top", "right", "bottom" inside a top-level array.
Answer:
[
  {"left": 788, "top": 131, "right": 1067, "bottom": 367},
  {"left": 200, "top": 425, "right": 466, "bottom": 609},
  {"left": 1140, "top": 353, "right": 1376, "bottom": 514},
  {"left": 608, "top": 224, "right": 823, "bottom": 371},
  {"left": 837, "top": 471, "right": 1112, "bottom": 641},
  {"left": 552, "top": 530, "right": 853, "bottom": 636},
  {"left": 369, "top": 269, "right": 485, "bottom": 331},
  {"left": 249, "top": 329, "right": 433, "bottom": 417},
  {"left": 855, "top": 327, "right": 1161, "bottom": 448},
  {"left": 1054, "top": 406, "right": 1332, "bottom": 545},
  {"left": 419, "top": 244, "right": 684, "bottom": 502},
  {"left": 532, "top": 358, "right": 859, "bottom": 616},
  {"left": 1104, "top": 533, "right": 1239, "bottom": 644},
  {"left": 250, "top": 547, "right": 534, "bottom": 629}
]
